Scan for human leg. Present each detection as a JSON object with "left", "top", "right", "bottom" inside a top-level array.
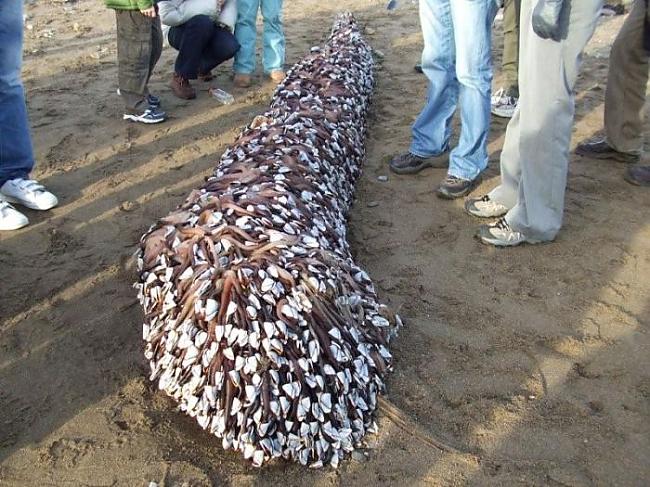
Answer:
[
  {"left": 200, "top": 27, "right": 241, "bottom": 74},
  {"left": 447, "top": 0, "right": 498, "bottom": 181},
  {"left": 501, "top": 0, "right": 521, "bottom": 97},
  {"left": 116, "top": 10, "right": 158, "bottom": 111},
  {"left": 605, "top": 0, "right": 649, "bottom": 154},
  {"left": 168, "top": 15, "right": 216, "bottom": 79},
  {"left": 503, "top": 0, "right": 603, "bottom": 241},
  {"left": 260, "top": 0, "right": 285, "bottom": 74},
  {"left": 148, "top": 16, "right": 163, "bottom": 89},
  {"left": 0, "top": 0, "right": 34, "bottom": 187},
  {"left": 0, "top": 0, "right": 58, "bottom": 224},
  {"left": 234, "top": 0, "right": 261, "bottom": 75},
  {"left": 409, "top": 0, "right": 458, "bottom": 159}
]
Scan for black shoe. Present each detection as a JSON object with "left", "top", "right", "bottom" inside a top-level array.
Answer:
[
  {"left": 414, "top": 63, "right": 423, "bottom": 74},
  {"left": 624, "top": 165, "right": 650, "bottom": 186},
  {"left": 436, "top": 174, "right": 479, "bottom": 199},
  {"left": 389, "top": 151, "right": 447, "bottom": 175},
  {"left": 575, "top": 138, "right": 639, "bottom": 163}
]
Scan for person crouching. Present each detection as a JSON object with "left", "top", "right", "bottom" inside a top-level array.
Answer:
[{"left": 158, "top": 0, "right": 240, "bottom": 99}]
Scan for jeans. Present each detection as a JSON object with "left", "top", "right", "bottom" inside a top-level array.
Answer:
[
  {"left": 115, "top": 10, "right": 163, "bottom": 111},
  {"left": 233, "top": 0, "right": 285, "bottom": 74},
  {"left": 411, "top": 0, "right": 498, "bottom": 181},
  {"left": 169, "top": 15, "right": 240, "bottom": 79},
  {"left": 0, "top": 0, "right": 35, "bottom": 187}
]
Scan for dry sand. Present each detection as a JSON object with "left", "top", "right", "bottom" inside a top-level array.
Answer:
[{"left": 1, "top": 1, "right": 649, "bottom": 485}]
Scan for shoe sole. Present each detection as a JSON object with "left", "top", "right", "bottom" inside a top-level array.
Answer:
[
  {"left": 389, "top": 154, "right": 448, "bottom": 175},
  {"left": 575, "top": 147, "right": 639, "bottom": 164},
  {"left": 0, "top": 194, "right": 57, "bottom": 211},
  {"left": 0, "top": 220, "right": 29, "bottom": 231},
  {"left": 389, "top": 160, "right": 433, "bottom": 175},
  {"left": 437, "top": 176, "right": 480, "bottom": 200},
  {"left": 475, "top": 230, "right": 543, "bottom": 247},
  {"left": 123, "top": 114, "right": 166, "bottom": 124},
  {"left": 624, "top": 172, "right": 650, "bottom": 186},
  {"left": 464, "top": 201, "right": 508, "bottom": 219},
  {"left": 169, "top": 89, "right": 197, "bottom": 100},
  {"left": 491, "top": 108, "right": 515, "bottom": 119}
]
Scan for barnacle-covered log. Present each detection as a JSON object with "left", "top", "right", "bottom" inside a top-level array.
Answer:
[{"left": 136, "top": 13, "right": 401, "bottom": 468}]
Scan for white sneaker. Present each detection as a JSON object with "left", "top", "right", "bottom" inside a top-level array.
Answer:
[
  {"left": 0, "top": 201, "right": 29, "bottom": 230},
  {"left": 465, "top": 194, "right": 509, "bottom": 218},
  {"left": 477, "top": 218, "right": 541, "bottom": 247},
  {"left": 491, "top": 88, "right": 518, "bottom": 118},
  {"left": 0, "top": 178, "right": 58, "bottom": 210}
]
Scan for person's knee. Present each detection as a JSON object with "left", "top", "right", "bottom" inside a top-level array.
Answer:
[
  {"left": 455, "top": 62, "right": 491, "bottom": 90},
  {"left": 225, "top": 37, "right": 241, "bottom": 58},
  {"left": 210, "top": 32, "right": 240, "bottom": 61},
  {"left": 261, "top": 5, "right": 282, "bottom": 28}
]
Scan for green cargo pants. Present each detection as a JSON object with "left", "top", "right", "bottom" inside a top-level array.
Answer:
[
  {"left": 115, "top": 10, "right": 163, "bottom": 112},
  {"left": 501, "top": 0, "right": 521, "bottom": 97}
]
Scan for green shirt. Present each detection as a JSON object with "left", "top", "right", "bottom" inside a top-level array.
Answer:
[{"left": 105, "top": 0, "right": 154, "bottom": 10}]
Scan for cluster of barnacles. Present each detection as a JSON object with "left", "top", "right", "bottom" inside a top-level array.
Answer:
[{"left": 135, "top": 13, "right": 401, "bottom": 468}]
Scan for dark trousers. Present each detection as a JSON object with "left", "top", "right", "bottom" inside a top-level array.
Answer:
[
  {"left": 168, "top": 15, "right": 240, "bottom": 79},
  {"left": 115, "top": 10, "right": 163, "bottom": 111}
]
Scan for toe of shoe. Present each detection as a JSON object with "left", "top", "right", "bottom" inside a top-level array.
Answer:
[
  {"left": 0, "top": 213, "right": 29, "bottom": 231},
  {"left": 29, "top": 193, "right": 58, "bottom": 211}
]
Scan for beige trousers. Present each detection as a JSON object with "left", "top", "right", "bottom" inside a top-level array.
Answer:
[
  {"left": 489, "top": 0, "right": 603, "bottom": 241},
  {"left": 605, "top": 0, "right": 650, "bottom": 154}
]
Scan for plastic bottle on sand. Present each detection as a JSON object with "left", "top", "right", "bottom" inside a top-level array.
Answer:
[{"left": 209, "top": 88, "right": 235, "bottom": 105}]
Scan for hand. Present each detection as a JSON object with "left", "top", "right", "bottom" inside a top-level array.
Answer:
[
  {"left": 532, "top": 0, "right": 564, "bottom": 41},
  {"left": 140, "top": 6, "right": 157, "bottom": 18}
]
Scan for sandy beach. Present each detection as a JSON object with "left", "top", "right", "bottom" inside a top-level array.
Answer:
[{"left": 1, "top": 1, "right": 649, "bottom": 485}]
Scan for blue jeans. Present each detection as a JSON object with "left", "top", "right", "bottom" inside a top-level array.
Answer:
[
  {"left": 410, "top": 0, "right": 498, "bottom": 181},
  {"left": 233, "top": 0, "right": 285, "bottom": 74},
  {"left": 0, "top": 0, "right": 34, "bottom": 187}
]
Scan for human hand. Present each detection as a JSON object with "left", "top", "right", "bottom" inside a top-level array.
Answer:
[
  {"left": 140, "top": 6, "right": 157, "bottom": 17},
  {"left": 532, "top": 0, "right": 564, "bottom": 41}
]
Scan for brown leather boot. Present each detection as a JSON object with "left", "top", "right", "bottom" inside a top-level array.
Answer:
[
  {"left": 197, "top": 70, "right": 214, "bottom": 82},
  {"left": 233, "top": 73, "right": 252, "bottom": 88},
  {"left": 170, "top": 73, "right": 196, "bottom": 100}
]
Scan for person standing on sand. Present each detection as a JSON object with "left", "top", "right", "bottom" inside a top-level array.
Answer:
[
  {"left": 0, "top": 0, "right": 58, "bottom": 231},
  {"left": 105, "top": 0, "right": 167, "bottom": 124},
  {"left": 232, "top": 0, "right": 286, "bottom": 88},
  {"left": 575, "top": 0, "right": 650, "bottom": 187},
  {"left": 389, "top": 0, "right": 499, "bottom": 200},
  {"left": 491, "top": 0, "right": 521, "bottom": 118},
  {"left": 466, "top": 0, "right": 604, "bottom": 246}
]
